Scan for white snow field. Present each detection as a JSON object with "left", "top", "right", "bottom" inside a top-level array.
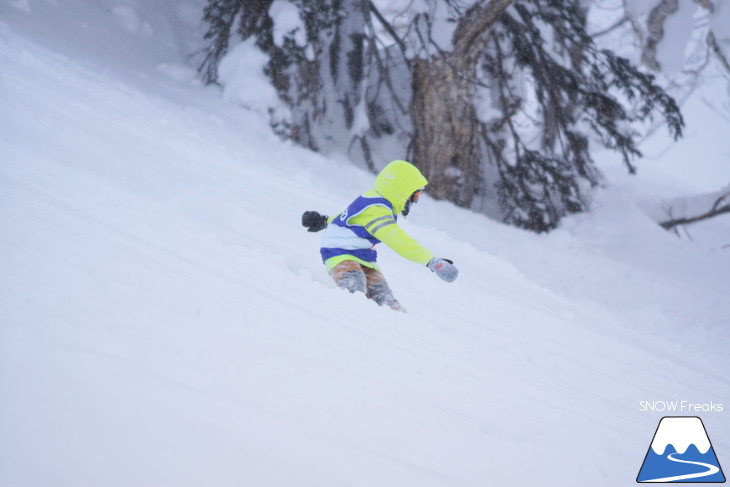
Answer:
[{"left": 1, "top": 2, "right": 728, "bottom": 487}]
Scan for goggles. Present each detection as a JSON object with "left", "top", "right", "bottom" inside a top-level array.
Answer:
[{"left": 402, "top": 188, "right": 424, "bottom": 217}]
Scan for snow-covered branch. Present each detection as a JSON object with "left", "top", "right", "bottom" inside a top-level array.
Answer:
[
  {"left": 642, "top": 0, "right": 678, "bottom": 72},
  {"left": 659, "top": 186, "right": 730, "bottom": 230}
]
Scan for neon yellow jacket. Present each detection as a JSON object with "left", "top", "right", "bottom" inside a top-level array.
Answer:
[{"left": 320, "top": 160, "right": 434, "bottom": 271}]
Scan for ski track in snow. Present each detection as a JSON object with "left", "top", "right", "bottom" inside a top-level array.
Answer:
[{"left": 1, "top": 4, "right": 729, "bottom": 487}]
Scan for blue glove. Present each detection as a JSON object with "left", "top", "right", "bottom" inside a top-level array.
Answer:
[{"left": 428, "top": 258, "right": 458, "bottom": 283}]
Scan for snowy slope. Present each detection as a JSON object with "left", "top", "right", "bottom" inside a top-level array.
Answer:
[{"left": 1, "top": 3, "right": 729, "bottom": 487}]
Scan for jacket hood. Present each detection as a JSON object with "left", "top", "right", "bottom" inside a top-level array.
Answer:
[{"left": 373, "top": 160, "right": 428, "bottom": 214}]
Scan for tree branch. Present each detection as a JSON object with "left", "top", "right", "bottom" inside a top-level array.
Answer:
[
  {"left": 368, "top": 1, "right": 409, "bottom": 62},
  {"left": 590, "top": 15, "right": 629, "bottom": 38},
  {"left": 707, "top": 31, "right": 730, "bottom": 75},
  {"left": 642, "top": 0, "right": 679, "bottom": 72},
  {"left": 659, "top": 191, "right": 730, "bottom": 230},
  {"left": 452, "top": 0, "right": 516, "bottom": 61}
]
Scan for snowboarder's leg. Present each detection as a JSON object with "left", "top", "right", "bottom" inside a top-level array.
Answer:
[
  {"left": 330, "top": 260, "right": 367, "bottom": 294},
  {"left": 362, "top": 268, "right": 405, "bottom": 312}
]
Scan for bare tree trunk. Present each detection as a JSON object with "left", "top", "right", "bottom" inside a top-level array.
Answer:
[
  {"left": 411, "top": 56, "right": 479, "bottom": 205},
  {"left": 410, "top": 0, "right": 515, "bottom": 207}
]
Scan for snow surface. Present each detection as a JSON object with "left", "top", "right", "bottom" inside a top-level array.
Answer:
[{"left": 1, "top": 2, "right": 729, "bottom": 487}]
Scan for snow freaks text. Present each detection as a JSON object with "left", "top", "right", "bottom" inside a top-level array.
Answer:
[{"left": 639, "top": 401, "right": 724, "bottom": 413}]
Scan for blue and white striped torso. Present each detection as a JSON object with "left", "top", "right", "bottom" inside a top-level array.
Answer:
[{"left": 320, "top": 195, "right": 396, "bottom": 263}]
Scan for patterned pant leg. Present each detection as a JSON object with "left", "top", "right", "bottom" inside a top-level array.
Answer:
[
  {"left": 362, "top": 267, "right": 403, "bottom": 310},
  {"left": 330, "top": 260, "right": 367, "bottom": 294}
]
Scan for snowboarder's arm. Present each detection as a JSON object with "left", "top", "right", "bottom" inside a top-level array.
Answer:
[
  {"left": 373, "top": 223, "right": 433, "bottom": 265},
  {"left": 356, "top": 206, "right": 458, "bottom": 281},
  {"left": 356, "top": 207, "right": 433, "bottom": 265}
]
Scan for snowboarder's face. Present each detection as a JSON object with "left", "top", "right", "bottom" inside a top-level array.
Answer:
[{"left": 402, "top": 189, "right": 423, "bottom": 217}]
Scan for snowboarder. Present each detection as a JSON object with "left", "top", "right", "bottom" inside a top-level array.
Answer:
[{"left": 302, "top": 160, "right": 458, "bottom": 311}]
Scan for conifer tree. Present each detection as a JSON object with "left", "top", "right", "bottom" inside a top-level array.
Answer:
[
  {"left": 198, "top": 0, "right": 684, "bottom": 232},
  {"left": 198, "top": 0, "right": 248, "bottom": 84}
]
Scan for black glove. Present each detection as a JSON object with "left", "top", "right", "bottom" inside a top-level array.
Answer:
[{"left": 302, "top": 211, "right": 328, "bottom": 232}]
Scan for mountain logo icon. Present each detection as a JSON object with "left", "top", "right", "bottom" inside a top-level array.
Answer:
[{"left": 637, "top": 416, "right": 726, "bottom": 483}]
